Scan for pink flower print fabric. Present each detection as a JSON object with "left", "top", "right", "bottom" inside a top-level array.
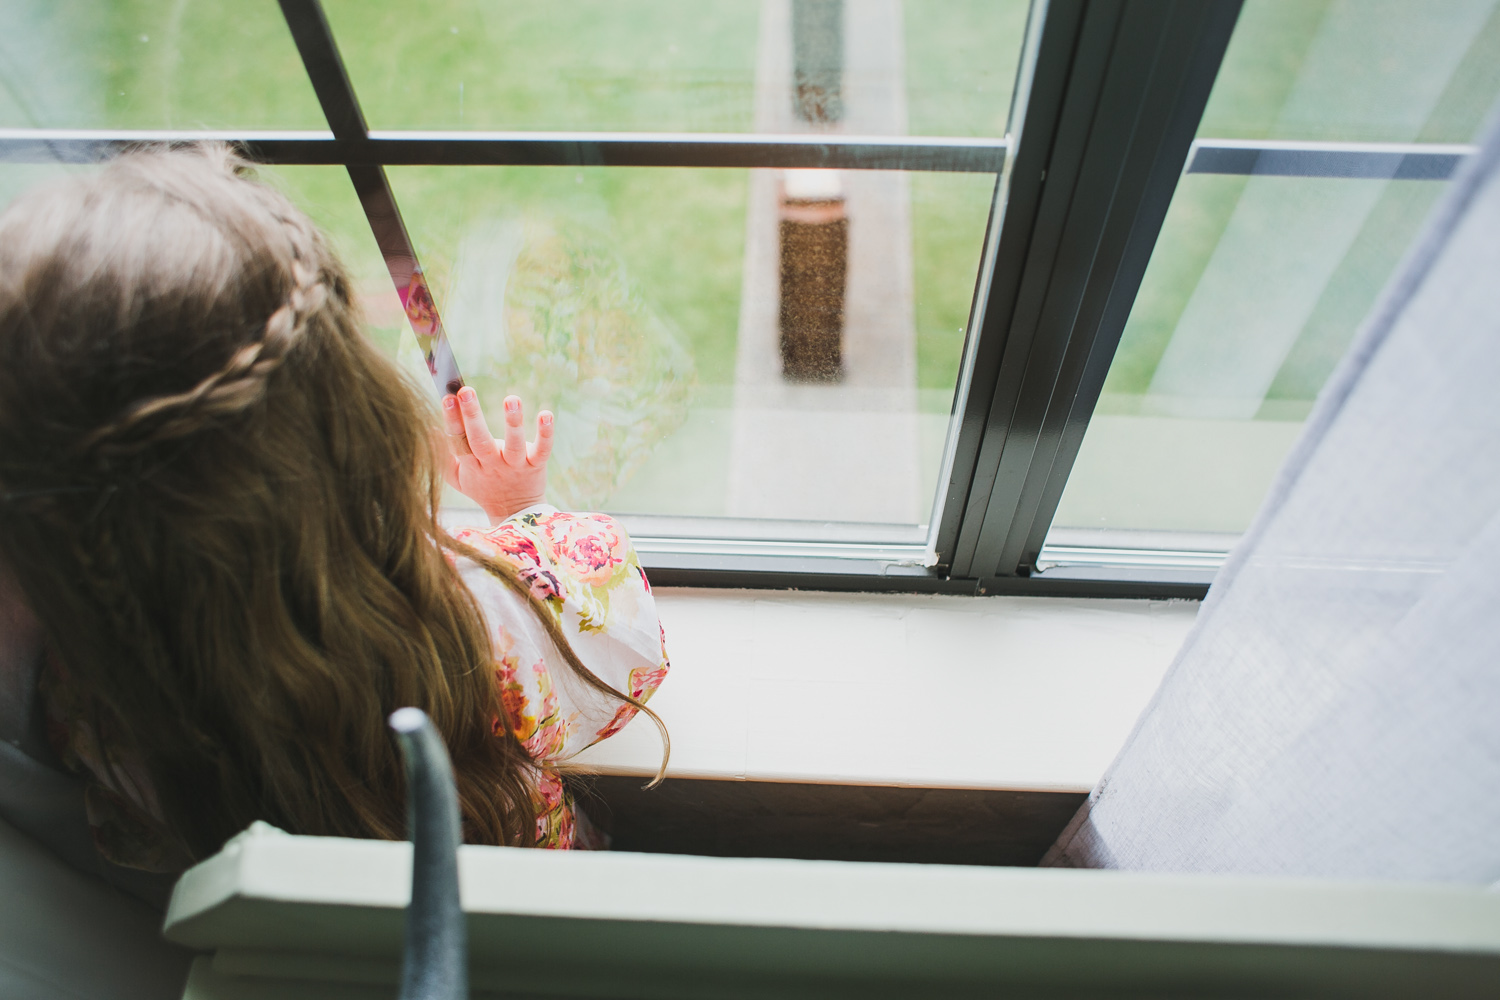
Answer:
[
  {"left": 540, "top": 515, "right": 626, "bottom": 588},
  {"left": 451, "top": 508, "right": 670, "bottom": 849}
]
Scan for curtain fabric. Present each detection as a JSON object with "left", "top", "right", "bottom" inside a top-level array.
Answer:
[{"left": 1043, "top": 108, "right": 1500, "bottom": 883}]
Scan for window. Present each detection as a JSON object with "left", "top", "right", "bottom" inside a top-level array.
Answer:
[
  {"left": 1041, "top": 0, "right": 1500, "bottom": 582},
  {"left": 3, "top": 0, "right": 1493, "bottom": 596}
]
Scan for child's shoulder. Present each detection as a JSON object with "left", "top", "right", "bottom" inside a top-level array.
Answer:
[{"left": 453, "top": 508, "right": 641, "bottom": 598}]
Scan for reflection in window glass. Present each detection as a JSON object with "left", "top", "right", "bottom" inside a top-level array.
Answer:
[
  {"left": 0, "top": 0, "right": 324, "bottom": 130},
  {"left": 379, "top": 164, "right": 990, "bottom": 535},
  {"left": 325, "top": 0, "right": 1028, "bottom": 138},
  {"left": 1200, "top": 0, "right": 1500, "bottom": 144},
  {"left": 1049, "top": 0, "right": 1500, "bottom": 550}
]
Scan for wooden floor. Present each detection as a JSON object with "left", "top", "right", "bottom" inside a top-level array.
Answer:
[{"left": 568, "top": 775, "right": 1086, "bottom": 867}]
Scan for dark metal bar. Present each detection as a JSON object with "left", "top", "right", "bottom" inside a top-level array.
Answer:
[
  {"left": 999, "top": 1, "right": 1244, "bottom": 579},
  {"left": 639, "top": 552, "right": 1209, "bottom": 599},
  {"left": 946, "top": 0, "right": 1241, "bottom": 581},
  {"left": 944, "top": 0, "right": 1119, "bottom": 577},
  {"left": 356, "top": 133, "right": 1002, "bottom": 171},
  {"left": 388, "top": 708, "right": 469, "bottom": 1000},
  {"left": 0, "top": 129, "right": 1006, "bottom": 173},
  {"left": 6, "top": 128, "right": 1472, "bottom": 178},
  {"left": 354, "top": 131, "right": 1001, "bottom": 171},
  {"left": 933, "top": 0, "right": 1088, "bottom": 571},
  {"left": 1187, "top": 141, "right": 1473, "bottom": 180},
  {"left": 276, "top": 0, "right": 464, "bottom": 393},
  {"left": 275, "top": 0, "right": 366, "bottom": 140}
]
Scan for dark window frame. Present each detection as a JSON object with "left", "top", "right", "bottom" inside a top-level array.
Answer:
[{"left": 0, "top": 0, "right": 1473, "bottom": 598}]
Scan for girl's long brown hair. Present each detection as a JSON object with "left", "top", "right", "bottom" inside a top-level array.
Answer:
[{"left": 0, "top": 144, "right": 664, "bottom": 864}]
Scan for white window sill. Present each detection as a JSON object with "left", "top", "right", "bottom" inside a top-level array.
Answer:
[{"left": 573, "top": 588, "right": 1199, "bottom": 792}]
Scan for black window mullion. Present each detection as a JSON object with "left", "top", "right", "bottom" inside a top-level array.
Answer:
[
  {"left": 1008, "top": 0, "right": 1244, "bottom": 576},
  {"left": 944, "top": 0, "right": 1120, "bottom": 579},
  {"left": 276, "top": 0, "right": 367, "bottom": 141},
  {"left": 932, "top": 0, "right": 1089, "bottom": 572},
  {"left": 945, "top": 0, "right": 1240, "bottom": 583},
  {"left": 277, "top": 0, "right": 431, "bottom": 322},
  {"left": 970, "top": 2, "right": 1173, "bottom": 579}
]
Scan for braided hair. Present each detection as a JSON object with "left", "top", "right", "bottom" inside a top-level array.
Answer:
[{"left": 0, "top": 144, "right": 616, "bottom": 861}]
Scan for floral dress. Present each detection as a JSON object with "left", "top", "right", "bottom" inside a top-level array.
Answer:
[
  {"left": 448, "top": 507, "right": 670, "bottom": 848},
  {"left": 41, "top": 508, "right": 669, "bottom": 869}
]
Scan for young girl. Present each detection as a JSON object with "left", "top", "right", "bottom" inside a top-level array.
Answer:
[{"left": 0, "top": 144, "right": 668, "bottom": 874}]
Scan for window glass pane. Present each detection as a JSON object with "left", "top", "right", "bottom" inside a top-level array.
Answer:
[
  {"left": 1049, "top": 0, "right": 1500, "bottom": 554},
  {"left": 906, "top": 0, "right": 1030, "bottom": 137},
  {"left": 324, "top": 0, "right": 1027, "bottom": 137},
  {"left": 0, "top": 1, "right": 325, "bottom": 130},
  {"left": 383, "top": 164, "right": 990, "bottom": 538},
  {"left": 1200, "top": 0, "right": 1500, "bottom": 144}
]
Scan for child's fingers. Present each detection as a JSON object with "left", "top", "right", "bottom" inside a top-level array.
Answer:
[
  {"left": 437, "top": 407, "right": 464, "bottom": 486},
  {"left": 441, "top": 393, "right": 465, "bottom": 438},
  {"left": 441, "top": 394, "right": 474, "bottom": 460},
  {"left": 456, "top": 387, "right": 500, "bottom": 464},
  {"left": 501, "top": 395, "right": 527, "bottom": 464},
  {"left": 529, "top": 411, "right": 554, "bottom": 467}
]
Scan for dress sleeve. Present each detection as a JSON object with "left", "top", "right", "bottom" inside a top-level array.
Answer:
[{"left": 451, "top": 509, "right": 669, "bottom": 762}]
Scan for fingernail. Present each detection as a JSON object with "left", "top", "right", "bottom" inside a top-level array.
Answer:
[
  {"left": 541, "top": 413, "right": 552, "bottom": 427},
  {"left": 458, "top": 386, "right": 475, "bottom": 402},
  {"left": 505, "top": 397, "right": 519, "bottom": 412},
  {"left": 442, "top": 395, "right": 456, "bottom": 409}
]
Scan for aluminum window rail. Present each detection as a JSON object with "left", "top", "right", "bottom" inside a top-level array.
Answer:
[
  {"left": 18, "top": 0, "right": 1461, "bottom": 599},
  {"left": 939, "top": 0, "right": 1243, "bottom": 600},
  {"left": 1, "top": 130, "right": 1470, "bottom": 179},
  {"left": 1037, "top": 527, "right": 1232, "bottom": 582},
  {"left": 1187, "top": 139, "right": 1478, "bottom": 180},
  {"left": 0, "top": 128, "right": 1005, "bottom": 173}
]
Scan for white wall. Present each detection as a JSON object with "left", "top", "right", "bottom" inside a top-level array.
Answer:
[{"left": 573, "top": 589, "right": 1199, "bottom": 791}]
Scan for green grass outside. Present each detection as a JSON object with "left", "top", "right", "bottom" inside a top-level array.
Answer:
[
  {"left": 905, "top": 1, "right": 1029, "bottom": 399},
  {"left": 323, "top": 1, "right": 762, "bottom": 392},
  {"left": 4, "top": 0, "right": 1025, "bottom": 412},
  {"left": 322, "top": 0, "right": 758, "bottom": 133},
  {"left": 382, "top": 165, "right": 748, "bottom": 388},
  {"left": 318, "top": 0, "right": 1020, "bottom": 396},
  {"left": 910, "top": 172, "right": 994, "bottom": 397},
  {"left": 17, "top": 1, "right": 1492, "bottom": 430},
  {"left": 904, "top": 0, "right": 1029, "bottom": 139},
  {"left": 0, "top": 0, "right": 326, "bottom": 130}
]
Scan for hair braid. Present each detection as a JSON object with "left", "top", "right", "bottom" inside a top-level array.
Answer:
[
  {"left": 52, "top": 199, "right": 334, "bottom": 853},
  {"left": 76, "top": 212, "right": 329, "bottom": 460}
]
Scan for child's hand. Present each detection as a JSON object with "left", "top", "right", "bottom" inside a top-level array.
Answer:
[{"left": 441, "top": 387, "right": 553, "bottom": 524}]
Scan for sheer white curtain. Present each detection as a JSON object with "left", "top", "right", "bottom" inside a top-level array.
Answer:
[{"left": 1044, "top": 108, "right": 1500, "bottom": 883}]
